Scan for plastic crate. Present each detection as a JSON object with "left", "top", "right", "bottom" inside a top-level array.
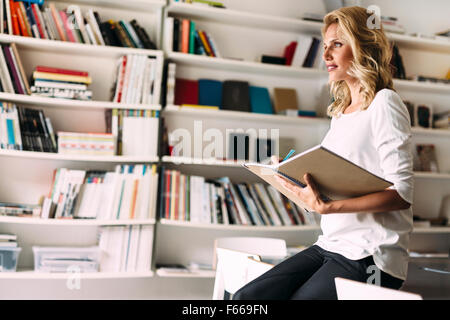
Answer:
[
  {"left": 32, "top": 246, "right": 100, "bottom": 273},
  {"left": 0, "top": 247, "right": 22, "bottom": 272}
]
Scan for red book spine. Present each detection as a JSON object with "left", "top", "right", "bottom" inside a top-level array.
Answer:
[
  {"left": 10, "top": 0, "right": 20, "bottom": 36},
  {"left": 200, "top": 31, "right": 215, "bottom": 57},
  {"left": 14, "top": 1, "right": 29, "bottom": 37},
  {"left": 31, "top": 4, "right": 45, "bottom": 39},
  {"left": 174, "top": 171, "right": 179, "bottom": 220},
  {"left": 165, "top": 170, "right": 171, "bottom": 219},
  {"left": 35, "top": 66, "right": 89, "bottom": 77},
  {"left": 116, "top": 56, "right": 127, "bottom": 103},
  {"left": 181, "top": 19, "right": 190, "bottom": 54}
]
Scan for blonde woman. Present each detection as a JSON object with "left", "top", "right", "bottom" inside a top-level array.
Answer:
[{"left": 233, "top": 6, "right": 413, "bottom": 300}]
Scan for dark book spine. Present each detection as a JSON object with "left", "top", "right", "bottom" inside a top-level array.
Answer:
[
  {"left": 130, "top": 19, "right": 156, "bottom": 50},
  {"left": 173, "top": 18, "right": 180, "bottom": 52},
  {"left": 103, "top": 21, "right": 121, "bottom": 47},
  {"left": 17, "top": 106, "right": 30, "bottom": 151},
  {"left": 2, "top": 45, "right": 24, "bottom": 94},
  {"left": 37, "top": 109, "right": 54, "bottom": 152},
  {"left": 98, "top": 22, "right": 113, "bottom": 46},
  {"left": 114, "top": 22, "right": 132, "bottom": 47},
  {"left": 23, "top": 108, "right": 38, "bottom": 151}
]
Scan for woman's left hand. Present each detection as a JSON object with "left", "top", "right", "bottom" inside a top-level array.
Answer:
[{"left": 274, "top": 173, "right": 328, "bottom": 214}]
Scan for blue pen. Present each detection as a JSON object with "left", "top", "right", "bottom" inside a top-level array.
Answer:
[{"left": 282, "top": 149, "right": 295, "bottom": 161}]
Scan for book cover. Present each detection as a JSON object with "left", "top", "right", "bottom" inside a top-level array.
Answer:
[
  {"left": 172, "top": 18, "right": 180, "bottom": 52},
  {"left": 221, "top": 80, "right": 250, "bottom": 112},
  {"left": 10, "top": 43, "right": 31, "bottom": 95},
  {"left": 291, "top": 34, "right": 313, "bottom": 67},
  {"left": 273, "top": 88, "right": 298, "bottom": 113},
  {"left": 283, "top": 41, "right": 298, "bottom": 66},
  {"left": 249, "top": 86, "right": 273, "bottom": 114},
  {"left": 198, "top": 79, "right": 222, "bottom": 107},
  {"left": 243, "top": 145, "right": 393, "bottom": 212},
  {"left": 49, "top": 3, "right": 67, "bottom": 41},
  {"left": 130, "top": 19, "right": 156, "bottom": 50},
  {"left": 33, "top": 71, "right": 92, "bottom": 84},
  {"left": 174, "top": 78, "right": 199, "bottom": 105}
]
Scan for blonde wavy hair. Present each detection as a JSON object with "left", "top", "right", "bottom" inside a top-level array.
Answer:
[{"left": 322, "top": 6, "right": 394, "bottom": 117}]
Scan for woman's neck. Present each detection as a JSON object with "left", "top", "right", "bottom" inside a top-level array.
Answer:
[{"left": 345, "top": 79, "right": 363, "bottom": 113}]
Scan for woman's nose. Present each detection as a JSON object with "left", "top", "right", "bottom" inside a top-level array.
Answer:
[{"left": 323, "top": 47, "right": 332, "bottom": 61}]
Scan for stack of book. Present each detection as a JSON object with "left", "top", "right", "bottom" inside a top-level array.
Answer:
[
  {"left": 110, "top": 109, "right": 159, "bottom": 157},
  {"left": 40, "top": 164, "right": 159, "bottom": 221},
  {"left": 167, "top": 17, "right": 220, "bottom": 57},
  {"left": 0, "top": 43, "right": 30, "bottom": 94},
  {"left": 0, "top": 202, "right": 41, "bottom": 217},
  {"left": 57, "top": 131, "right": 115, "bottom": 156},
  {"left": 1, "top": 2, "right": 156, "bottom": 49},
  {"left": 99, "top": 225, "right": 153, "bottom": 272},
  {"left": 159, "top": 169, "right": 319, "bottom": 226},
  {"left": 0, "top": 234, "right": 17, "bottom": 247},
  {"left": 31, "top": 66, "right": 92, "bottom": 100},
  {"left": 111, "top": 54, "right": 158, "bottom": 105},
  {"left": 0, "top": 102, "right": 57, "bottom": 152}
]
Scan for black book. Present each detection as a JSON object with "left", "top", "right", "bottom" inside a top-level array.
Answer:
[
  {"left": 221, "top": 80, "right": 250, "bottom": 112},
  {"left": 37, "top": 109, "right": 56, "bottom": 152},
  {"left": 31, "top": 109, "right": 50, "bottom": 152},
  {"left": 303, "top": 37, "right": 320, "bottom": 68},
  {"left": 17, "top": 107, "right": 31, "bottom": 151},
  {"left": 130, "top": 19, "right": 156, "bottom": 50},
  {"left": 173, "top": 18, "right": 180, "bottom": 52},
  {"left": 24, "top": 108, "right": 41, "bottom": 151},
  {"left": 101, "top": 21, "right": 121, "bottom": 47}
]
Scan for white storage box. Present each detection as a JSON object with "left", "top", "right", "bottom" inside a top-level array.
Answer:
[
  {"left": 0, "top": 247, "right": 22, "bottom": 272},
  {"left": 32, "top": 246, "right": 100, "bottom": 273}
]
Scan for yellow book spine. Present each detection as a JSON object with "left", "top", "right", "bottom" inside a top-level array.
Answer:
[
  {"left": 181, "top": 104, "right": 219, "bottom": 110},
  {"left": 33, "top": 71, "right": 92, "bottom": 84}
]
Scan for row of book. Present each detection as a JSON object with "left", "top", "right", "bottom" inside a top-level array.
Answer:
[
  {"left": 0, "top": 233, "right": 18, "bottom": 247},
  {"left": 159, "top": 169, "right": 319, "bottom": 226},
  {"left": 106, "top": 109, "right": 160, "bottom": 157},
  {"left": 404, "top": 100, "right": 449, "bottom": 129},
  {"left": 111, "top": 54, "right": 159, "bottom": 105},
  {"left": 30, "top": 65, "right": 92, "bottom": 101},
  {"left": 41, "top": 164, "right": 159, "bottom": 221},
  {"left": 172, "top": 74, "right": 312, "bottom": 116},
  {"left": 283, "top": 35, "right": 325, "bottom": 70},
  {"left": 1, "top": 1, "right": 156, "bottom": 49},
  {"left": 0, "top": 102, "right": 57, "bottom": 152},
  {"left": 167, "top": 17, "right": 220, "bottom": 57},
  {"left": 0, "top": 43, "right": 30, "bottom": 95},
  {"left": 99, "top": 225, "right": 153, "bottom": 272}
]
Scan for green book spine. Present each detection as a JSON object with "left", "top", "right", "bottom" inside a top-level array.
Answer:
[{"left": 188, "top": 21, "right": 196, "bottom": 54}]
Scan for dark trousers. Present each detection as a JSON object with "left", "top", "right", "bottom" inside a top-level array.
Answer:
[{"left": 233, "top": 245, "right": 404, "bottom": 300}]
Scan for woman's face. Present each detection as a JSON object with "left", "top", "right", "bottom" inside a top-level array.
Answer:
[{"left": 323, "top": 23, "right": 354, "bottom": 82}]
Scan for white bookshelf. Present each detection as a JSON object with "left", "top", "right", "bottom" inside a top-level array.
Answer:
[{"left": 0, "top": 0, "right": 165, "bottom": 300}]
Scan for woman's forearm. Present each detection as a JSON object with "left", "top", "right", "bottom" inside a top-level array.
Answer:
[{"left": 321, "top": 189, "right": 410, "bottom": 214}]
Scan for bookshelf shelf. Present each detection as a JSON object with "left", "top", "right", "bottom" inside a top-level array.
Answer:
[
  {"left": 0, "top": 270, "right": 155, "bottom": 279},
  {"left": 413, "top": 172, "right": 450, "bottom": 180},
  {"left": 161, "top": 155, "right": 245, "bottom": 167},
  {"left": 158, "top": 219, "right": 320, "bottom": 232},
  {"left": 0, "top": 149, "right": 159, "bottom": 163},
  {"left": 0, "top": 216, "right": 156, "bottom": 226},
  {"left": 166, "top": 2, "right": 323, "bottom": 34},
  {"left": 393, "top": 79, "right": 450, "bottom": 94},
  {"left": 167, "top": 51, "right": 327, "bottom": 78},
  {"left": 163, "top": 104, "right": 331, "bottom": 125},
  {"left": 0, "top": 92, "right": 162, "bottom": 111},
  {"left": 388, "top": 33, "right": 450, "bottom": 54},
  {"left": 0, "top": 34, "right": 164, "bottom": 58},
  {"left": 411, "top": 127, "right": 450, "bottom": 137},
  {"left": 55, "top": 0, "right": 167, "bottom": 11},
  {"left": 156, "top": 268, "right": 216, "bottom": 278},
  {"left": 412, "top": 226, "right": 450, "bottom": 234}
]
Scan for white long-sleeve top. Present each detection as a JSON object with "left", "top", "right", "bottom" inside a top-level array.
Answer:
[{"left": 315, "top": 88, "right": 414, "bottom": 280}]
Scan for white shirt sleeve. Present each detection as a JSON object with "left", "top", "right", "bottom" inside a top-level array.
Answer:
[{"left": 370, "top": 90, "right": 414, "bottom": 204}]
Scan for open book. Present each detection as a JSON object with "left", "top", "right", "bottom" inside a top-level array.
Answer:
[{"left": 242, "top": 145, "right": 392, "bottom": 212}]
